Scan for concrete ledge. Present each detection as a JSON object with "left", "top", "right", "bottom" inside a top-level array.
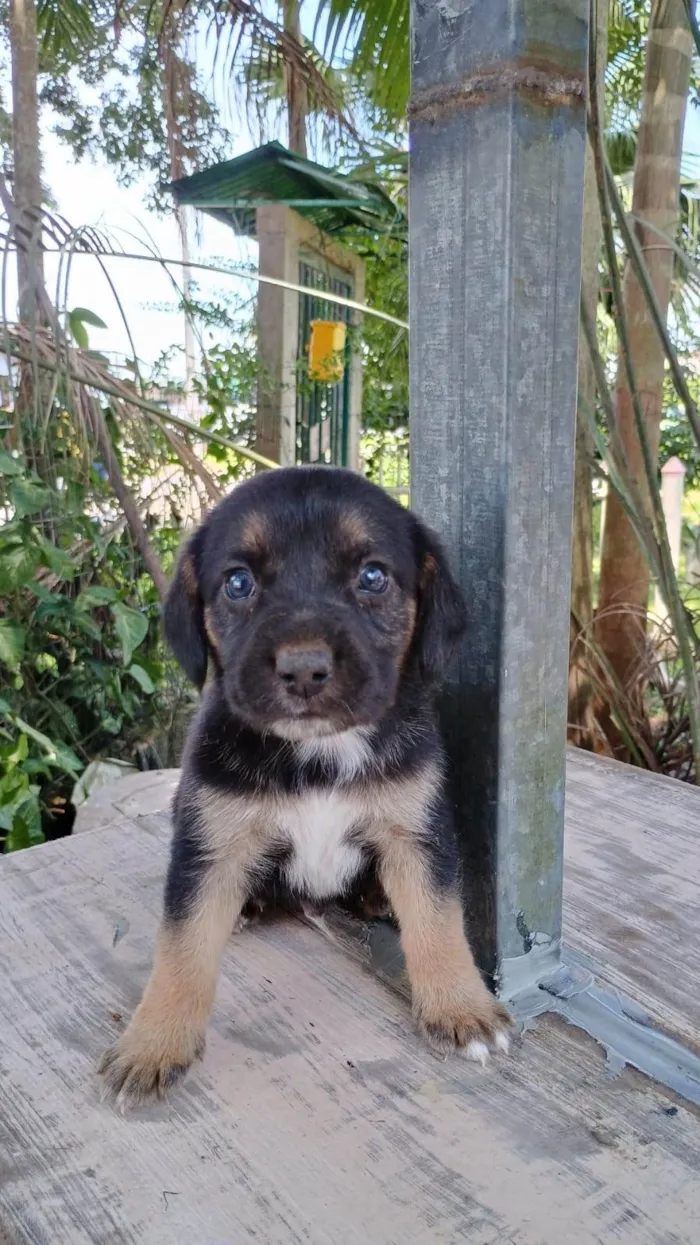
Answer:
[{"left": 72, "top": 768, "right": 180, "bottom": 834}]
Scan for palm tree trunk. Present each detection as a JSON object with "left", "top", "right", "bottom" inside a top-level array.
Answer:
[
  {"left": 597, "top": 0, "right": 692, "bottom": 694},
  {"left": 9, "top": 0, "right": 43, "bottom": 320},
  {"left": 162, "top": 9, "right": 197, "bottom": 391},
  {"left": 8, "top": 0, "right": 47, "bottom": 472},
  {"left": 283, "top": 0, "right": 308, "bottom": 155},
  {"left": 568, "top": 0, "right": 608, "bottom": 749},
  {"left": 5, "top": 5, "right": 168, "bottom": 596}
]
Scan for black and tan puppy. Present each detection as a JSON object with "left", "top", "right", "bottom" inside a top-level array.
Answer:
[{"left": 99, "top": 467, "right": 510, "bottom": 1106}]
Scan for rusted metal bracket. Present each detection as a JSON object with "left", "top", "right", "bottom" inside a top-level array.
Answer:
[{"left": 408, "top": 61, "right": 585, "bottom": 123}]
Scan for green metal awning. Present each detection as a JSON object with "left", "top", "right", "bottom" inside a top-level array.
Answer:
[{"left": 169, "top": 141, "right": 405, "bottom": 239}]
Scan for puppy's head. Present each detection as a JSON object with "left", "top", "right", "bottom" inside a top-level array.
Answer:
[{"left": 164, "top": 467, "right": 465, "bottom": 738}]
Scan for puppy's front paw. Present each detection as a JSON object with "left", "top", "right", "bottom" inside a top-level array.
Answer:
[
  {"left": 415, "top": 988, "right": 512, "bottom": 1063},
  {"left": 98, "top": 1018, "right": 205, "bottom": 1110}
]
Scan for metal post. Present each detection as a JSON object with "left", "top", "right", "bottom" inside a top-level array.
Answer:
[{"left": 409, "top": 0, "right": 589, "bottom": 993}]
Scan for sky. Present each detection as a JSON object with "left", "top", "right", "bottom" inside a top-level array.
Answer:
[
  {"left": 682, "top": 98, "right": 700, "bottom": 177},
  {"left": 13, "top": 3, "right": 328, "bottom": 380},
  {"left": 37, "top": 121, "right": 258, "bottom": 379},
  {"left": 10, "top": 35, "right": 700, "bottom": 380}
]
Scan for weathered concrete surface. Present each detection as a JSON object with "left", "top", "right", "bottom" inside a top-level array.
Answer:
[{"left": 71, "top": 768, "right": 180, "bottom": 834}]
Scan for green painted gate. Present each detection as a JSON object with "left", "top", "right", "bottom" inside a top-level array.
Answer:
[{"left": 296, "top": 259, "right": 352, "bottom": 466}]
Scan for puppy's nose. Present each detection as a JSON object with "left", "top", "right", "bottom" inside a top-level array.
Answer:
[{"left": 275, "top": 642, "right": 333, "bottom": 699}]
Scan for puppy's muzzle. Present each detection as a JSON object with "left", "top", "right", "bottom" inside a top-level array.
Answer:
[{"left": 275, "top": 640, "right": 333, "bottom": 701}]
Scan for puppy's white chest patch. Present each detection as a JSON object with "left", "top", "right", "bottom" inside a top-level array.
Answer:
[{"left": 278, "top": 791, "right": 365, "bottom": 899}]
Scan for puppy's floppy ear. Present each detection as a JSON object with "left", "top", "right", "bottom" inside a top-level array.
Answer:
[
  {"left": 163, "top": 530, "right": 208, "bottom": 689},
  {"left": 414, "top": 524, "right": 467, "bottom": 683}
]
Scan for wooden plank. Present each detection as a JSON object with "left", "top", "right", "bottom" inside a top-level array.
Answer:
[
  {"left": 1, "top": 758, "right": 700, "bottom": 1245},
  {"left": 563, "top": 750, "right": 700, "bottom": 1050}
]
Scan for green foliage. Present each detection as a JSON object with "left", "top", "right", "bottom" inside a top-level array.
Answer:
[
  {"left": 37, "top": 0, "right": 96, "bottom": 57},
  {"left": 357, "top": 236, "right": 407, "bottom": 436},
  {"left": 0, "top": 731, "right": 44, "bottom": 852},
  {"left": 0, "top": 621, "right": 26, "bottom": 668},
  {"left": 607, "top": 0, "right": 648, "bottom": 131},
  {"left": 1, "top": 1, "right": 230, "bottom": 211},
  {"left": 0, "top": 445, "right": 189, "bottom": 853},
  {"left": 660, "top": 373, "right": 700, "bottom": 487},
  {"left": 68, "top": 306, "right": 108, "bottom": 349},
  {"left": 92, "top": 48, "right": 229, "bottom": 211},
  {"left": 337, "top": 147, "right": 408, "bottom": 452},
  {"left": 315, "top": 0, "right": 410, "bottom": 124},
  {"left": 187, "top": 295, "right": 261, "bottom": 485},
  {"left": 195, "top": 342, "right": 258, "bottom": 469}
]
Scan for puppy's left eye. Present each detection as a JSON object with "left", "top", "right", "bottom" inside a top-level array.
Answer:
[
  {"left": 358, "top": 563, "right": 389, "bottom": 594},
  {"left": 225, "top": 569, "right": 256, "bottom": 600}
]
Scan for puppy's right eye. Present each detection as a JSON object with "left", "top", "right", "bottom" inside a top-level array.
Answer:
[
  {"left": 358, "top": 563, "right": 389, "bottom": 594},
  {"left": 225, "top": 569, "right": 255, "bottom": 601}
]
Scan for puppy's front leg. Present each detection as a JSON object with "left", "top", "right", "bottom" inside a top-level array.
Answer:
[
  {"left": 99, "top": 790, "right": 259, "bottom": 1107},
  {"left": 377, "top": 810, "right": 511, "bottom": 1062}
]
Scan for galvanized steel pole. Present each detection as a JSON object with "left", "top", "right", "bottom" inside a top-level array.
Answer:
[{"left": 409, "top": 0, "right": 589, "bottom": 994}]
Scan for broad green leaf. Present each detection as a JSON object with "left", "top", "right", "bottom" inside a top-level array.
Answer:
[
  {"left": 69, "top": 307, "right": 107, "bottom": 349},
  {"left": 70, "top": 306, "right": 108, "bottom": 330},
  {"left": 0, "top": 799, "right": 21, "bottom": 833},
  {"left": 11, "top": 715, "right": 82, "bottom": 776},
  {"left": 32, "top": 582, "right": 62, "bottom": 604},
  {"left": 111, "top": 602, "right": 148, "bottom": 666},
  {"left": 0, "top": 764, "right": 33, "bottom": 840},
  {"left": 71, "top": 612, "right": 104, "bottom": 643},
  {"left": 77, "top": 585, "right": 118, "bottom": 608},
  {"left": 49, "top": 701, "right": 80, "bottom": 739},
  {"left": 4, "top": 794, "right": 44, "bottom": 851},
  {"left": 34, "top": 593, "right": 71, "bottom": 623},
  {"left": 0, "top": 763, "right": 28, "bottom": 798},
  {"left": 0, "top": 622, "right": 26, "bottom": 670},
  {"left": 0, "top": 540, "right": 42, "bottom": 592},
  {"left": 22, "top": 758, "right": 57, "bottom": 778},
  {"left": 127, "top": 664, "right": 156, "bottom": 694},
  {"left": 0, "top": 795, "right": 29, "bottom": 835},
  {"left": 9, "top": 477, "right": 53, "bottom": 517},
  {"left": 36, "top": 536, "right": 76, "bottom": 579},
  {"left": 12, "top": 733, "right": 28, "bottom": 763},
  {"left": 68, "top": 312, "right": 89, "bottom": 349},
  {"left": 0, "top": 733, "right": 29, "bottom": 769},
  {"left": 0, "top": 450, "right": 24, "bottom": 477}
]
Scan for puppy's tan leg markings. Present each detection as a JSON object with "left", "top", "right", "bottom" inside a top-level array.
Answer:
[
  {"left": 100, "top": 792, "right": 265, "bottom": 1109},
  {"left": 377, "top": 836, "right": 511, "bottom": 1061},
  {"left": 99, "top": 878, "right": 238, "bottom": 1108}
]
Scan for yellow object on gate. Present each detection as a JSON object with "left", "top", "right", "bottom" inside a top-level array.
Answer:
[{"left": 308, "top": 320, "right": 347, "bottom": 383}]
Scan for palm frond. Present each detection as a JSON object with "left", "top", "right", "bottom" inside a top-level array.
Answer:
[
  {"left": 606, "top": 0, "right": 647, "bottom": 132},
  {"left": 606, "top": 128, "right": 637, "bottom": 176},
  {"left": 162, "top": 0, "right": 359, "bottom": 142},
  {"left": 37, "top": 0, "right": 96, "bottom": 58},
  {"left": 314, "top": 0, "right": 410, "bottom": 123}
]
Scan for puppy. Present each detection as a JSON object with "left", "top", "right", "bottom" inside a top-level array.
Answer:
[{"left": 99, "top": 466, "right": 510, "bottom": 1106}]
